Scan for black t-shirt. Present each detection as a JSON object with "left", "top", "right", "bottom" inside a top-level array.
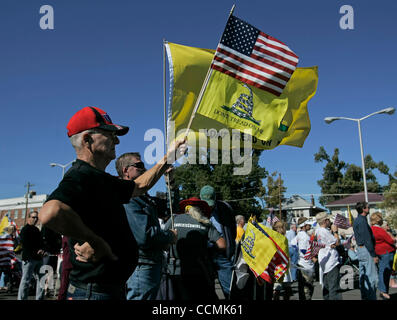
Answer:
[
  {"left": 20, "top": 224, "right": 42, "bottom": 261},
  {"left": 46, "top": 159, "right": 138, "bottom": 285},
  {"left": 41, "top": 226, "right": 62, "bottom": 255}
]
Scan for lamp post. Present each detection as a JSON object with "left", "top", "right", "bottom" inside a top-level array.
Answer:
[
  {"left": 324, "top": 107, "right": 395, "bottom": 203},
  {"left": 49, "top": 160, "right": 75, "bottom": 178}
]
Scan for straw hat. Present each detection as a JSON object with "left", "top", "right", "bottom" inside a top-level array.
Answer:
[{"left": 316, "top": 212, "right": 329, "bottom": 224}]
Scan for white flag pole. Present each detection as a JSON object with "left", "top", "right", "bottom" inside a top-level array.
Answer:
[{"left": 163, "top": 38, "right": 175, "bottom": 230}]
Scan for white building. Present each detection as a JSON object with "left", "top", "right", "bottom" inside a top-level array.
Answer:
[
  {"left": 0, "top": 193, "right": 48, "bottom": 228},
  {"left": 281, "top": 195, "right": 326, "bottom": 224},
  {"left": 325, "top": 192, "right": 385, "bottom": 218}
]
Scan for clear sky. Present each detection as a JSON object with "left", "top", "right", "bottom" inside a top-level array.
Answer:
[{"left": 1, "top": 0, "right": 396, "bottom": 207}]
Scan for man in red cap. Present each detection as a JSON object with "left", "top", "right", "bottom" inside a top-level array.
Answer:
[{"left": 38, "top": 106, "right": 186, "bottom": 300}]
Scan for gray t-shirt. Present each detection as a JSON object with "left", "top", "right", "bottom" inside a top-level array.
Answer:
[{"left": 165, "top": 213, "right": 222, "bottom": 276}]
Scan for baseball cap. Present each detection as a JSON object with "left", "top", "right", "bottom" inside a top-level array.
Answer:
[
  {"left": 67, "top": 106, "right": 129, "bottom": 137},
  {"left": 200, "top": 185, "right": 216, "bottom": 207}
]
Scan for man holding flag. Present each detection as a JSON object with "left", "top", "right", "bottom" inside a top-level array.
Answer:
[{"left": 315, "top": 212, "right": 342, "bottom": 300}]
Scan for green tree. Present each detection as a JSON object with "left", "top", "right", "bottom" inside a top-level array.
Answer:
[
  {"left": 263, "top": 171, "right": 287, "bottom": 220},
  {"left": 380, "top": 182, "right": 397, "bottom": 230},
  {"left": 174, "top": 149, "right": 268, "bottom": 218},
  {"left": 314, "top": 147, "right": 346, "bottom": 206},
  {"left": 315, "top": 147, "right": 393, "bottom": 206}
]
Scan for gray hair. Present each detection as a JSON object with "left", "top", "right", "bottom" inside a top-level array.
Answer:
[
  {"left": 188, "top": 206, "right": 210, "bottom": 225},
  {"left": 235, "top": 215, "right": 245, "bottom": 224},
  {"left": 69, "top": 128, "right": 108, "bottom": 151},
  {"left": 115, "top": 152, "right": 141, "bottom": 177}
]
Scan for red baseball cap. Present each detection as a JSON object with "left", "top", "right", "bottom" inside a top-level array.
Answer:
[{"left": 66, "top": 106, "right": 129, "bottom": 137}]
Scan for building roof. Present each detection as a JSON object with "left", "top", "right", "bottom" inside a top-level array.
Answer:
[
  {"left": 0, "top": 194, "right": 48, "bottom": 210},
  {"left": 281, "top": 195, "right": 326, "bottom": 212},
  {"left": 325, "top": 192, "right": 384, "bottom": 208}
]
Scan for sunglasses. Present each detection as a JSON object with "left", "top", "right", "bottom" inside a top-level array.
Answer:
[{"left": 126, "top": 162, "right": 145, "bottom": 170}]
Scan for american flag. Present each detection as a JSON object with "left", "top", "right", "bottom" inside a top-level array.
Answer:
[
  {"left": 212, "top": 15, "right": 299, "bottom": 97},
  {"left": 0, "top": 233, "right": 16, "bottom": 267},
  {"left": 304, "top": 240, "right": 326, "bottom": 260},
  {"left": 266, "top": 211, "right": 280, "bottom": 227},
  {"left": 251, "top": 220, "right": 289, "bottom": 283},
  {"left": 333, "top": 213, "right": 351, "bottom": 229}
]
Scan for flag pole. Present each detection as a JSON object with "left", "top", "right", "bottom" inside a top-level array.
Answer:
[
  {"left": 183, "top": 4, "right": 236, "bottom": 139},
  {"left": 163, "top": 38, "right": 176, "bottom": 229}
]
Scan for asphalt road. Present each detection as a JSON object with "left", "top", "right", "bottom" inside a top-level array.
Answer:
[{"left": 1, "top": 278, "right": 396, "bottom": 301}]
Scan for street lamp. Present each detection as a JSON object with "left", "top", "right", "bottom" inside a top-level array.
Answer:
[
  {"left": 50, "top": 160, "right": 75, "bottom": 178},
  {"left": 324, "top": 107, "right": 395, "bottom": 203}
]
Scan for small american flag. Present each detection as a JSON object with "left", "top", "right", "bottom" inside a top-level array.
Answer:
[
  {"left": 266, "top": 211, "right": 280, "bottom": 227},
  {"left": 0, "top": 233, "right": 16, "bottom": 267},
  {"left": 333, "top": 213, "right": 351, "bottom": 229},
  {"left": 304, "top": 240, "right": 326, "bottom": 260},
  {"left": 212, "top": 15, "right": 299, "bottom": 96}
]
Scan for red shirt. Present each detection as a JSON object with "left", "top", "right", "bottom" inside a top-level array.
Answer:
[{"left": 371, "top": 225, "right": 396, "bottom": 256}]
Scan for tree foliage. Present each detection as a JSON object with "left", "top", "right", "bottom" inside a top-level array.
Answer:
[
  {"left": 314, "top": 147, "right": 346, "bottom": 205},
  {"left": 174, "top": 149, "right": 268, "bottom": 218},
  {"left": 314, "top": 146, "right": 392, "bottom": 206},
  {"left": 380, "top": 182, "right": 397, "bottom": 229},
  {"left": 263, "top": 171, "right": 287, "bottom": 215}
]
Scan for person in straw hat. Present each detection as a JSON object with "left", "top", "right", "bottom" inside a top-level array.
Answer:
[{"left": 315, "top": 212, "right": 341, "bottom": 300}]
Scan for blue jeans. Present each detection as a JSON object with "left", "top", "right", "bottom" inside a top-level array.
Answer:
[
  {"left": 0, "top": 267, "right": 10, "bottom": 288},
  {"left": 213, "top": 255, "right": 233, "bottom": 297},
  {"left": 289, "top": 246, "right": 299, "bottom": 281},
  {"left": 356, "top": 246, "right": 378, "bottom": 300},
  {"left": 322, "top": 266, "right": 342, "bottom": 300},
  {"left": 17, "top": 259, "right": 44, "bottom": 300},
  {"left": 66, "top": 283, "right": 124, "bottom": 300},
  {"left": 378, "top": 252, "right": 394, "bottom": 294},
  {"left": 126, "top": 263, "right": 162, "bottom": 300}
]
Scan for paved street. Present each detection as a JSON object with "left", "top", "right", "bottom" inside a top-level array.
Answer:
[{"left": 1, "top": 277, "right": 396, "bottom": 301}]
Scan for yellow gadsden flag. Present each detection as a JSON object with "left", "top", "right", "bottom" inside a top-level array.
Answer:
[
  {"left": 241, "top": 218, "right": 289, "bottom": 282},
  {"left": 165, "top": 42, "right": 318, "bottom": 149},
  {"left": 348, "top": 205, "right": 354, "bottom": 226},
  {"left": 0, "top": 216, "right": 9, "bottom": 235}
]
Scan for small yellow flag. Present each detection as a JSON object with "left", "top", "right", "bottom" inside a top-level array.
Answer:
[
  {"left": 348, "top": 205, "right": 354, "bottom": 226},
  {"left": 241, "top": 218, "right": 289, "bottom": 281},
  {"left": 0, "top": 216, "right": 10, "bottom": 235}
]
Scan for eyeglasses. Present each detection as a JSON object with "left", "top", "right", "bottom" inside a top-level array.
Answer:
[
  {"left": 30, "top": 216, "right": 38, "bottom": 219},
  {"left": 126, "top": 162, "right": 145, "bottom": 170}
]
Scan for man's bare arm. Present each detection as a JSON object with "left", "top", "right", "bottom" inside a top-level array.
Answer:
[{"left": 132, "top": 138, "right": 187, "bottom": 197}]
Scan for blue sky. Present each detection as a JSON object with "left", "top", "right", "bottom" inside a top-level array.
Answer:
[{"left": 0, "top": 0, "right": 396, "bottom": 207}]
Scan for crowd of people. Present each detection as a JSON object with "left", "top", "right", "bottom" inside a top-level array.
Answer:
[{"left": 1, "top": 106, "right": 396, "bottom": 301}]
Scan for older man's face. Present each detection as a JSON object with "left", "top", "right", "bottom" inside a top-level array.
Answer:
[
  {"left": 89, "top": 129, "right": 120, "bottom": 161},
  {"left": 124, "top": 156, "right": 146, "bottom": 180}
]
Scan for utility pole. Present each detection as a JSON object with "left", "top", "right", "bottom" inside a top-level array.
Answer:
[
  {"left": 278, "top": 173, "right": 282, "bottom": 221},
  {"left": 23, "top": 182, "right": 34, "bottom": 225}
]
